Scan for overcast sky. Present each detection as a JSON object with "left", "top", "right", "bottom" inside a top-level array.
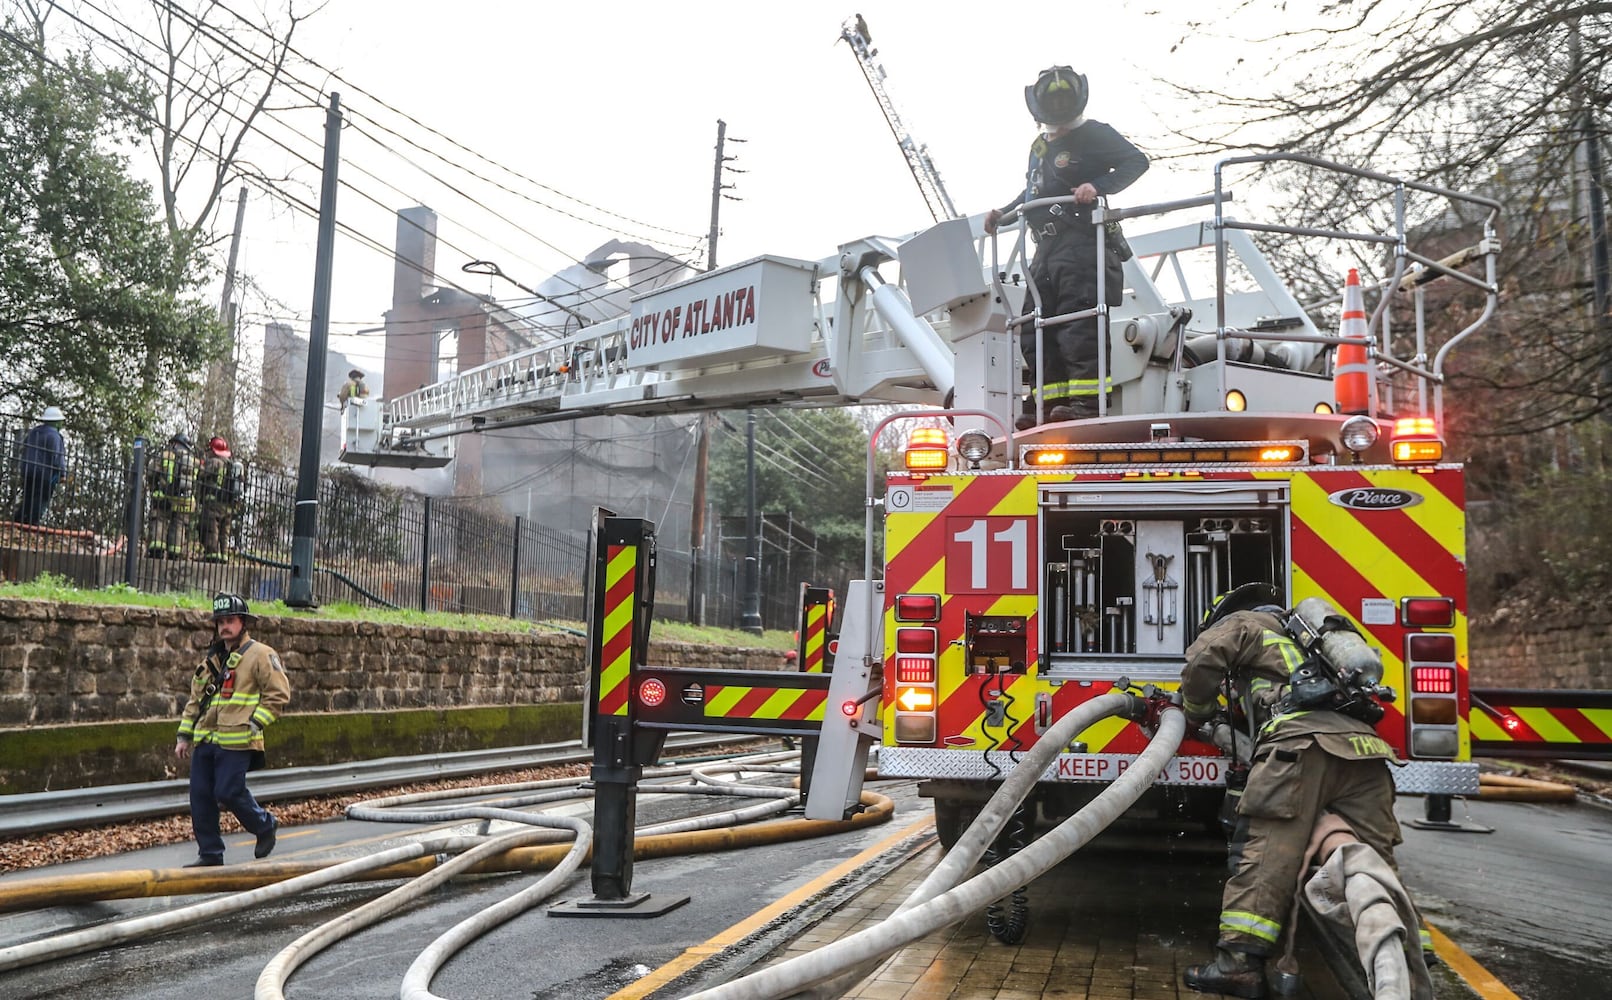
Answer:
[
  {"left": 75, "top": 0, "right": 1265, "bottom": 392},
  {"left": 243, "top": 3, "right": 1250, "bottom": 379}
]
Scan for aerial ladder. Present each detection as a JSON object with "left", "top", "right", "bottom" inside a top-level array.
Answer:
[
  {"left": 342, "top": 154, "right": 1503, "bottom": 846},
  {"left": 837, "top": 14, "right": 959, "bottom": 224}
]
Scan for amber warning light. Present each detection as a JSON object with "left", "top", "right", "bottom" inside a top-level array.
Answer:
[
  {"left": 1391, "top": 416, "right": 1444, "bottom": 464},
  {"left": 904, "top": 428, "right": 950, "bottom": 471}
]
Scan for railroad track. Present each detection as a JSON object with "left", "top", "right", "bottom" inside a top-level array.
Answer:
[{"left": 0, "top": 734, "right": 757, "bottom": 837}]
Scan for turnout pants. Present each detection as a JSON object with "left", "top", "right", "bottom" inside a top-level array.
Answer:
[
  {"left": 1218, "top": 739, "right": 1403, "bottom": 954},
  {"left": 1019, "top": 226, "right": 1123, "bottom": 414},
  {"left": 147, "top": 498, "right": 191, "bottom": 555},
  {"left": 188, "top": 740, "right": 273, "bottom": 860}
]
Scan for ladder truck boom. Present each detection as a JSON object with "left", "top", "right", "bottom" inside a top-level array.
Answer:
[{"left": 838, "top": 14, "right": 959, "bottom": 224}]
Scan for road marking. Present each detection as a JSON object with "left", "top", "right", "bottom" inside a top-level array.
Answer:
[
  {"left": 229, "top": 828, "right": 317, "bottom": 848},
  {"left": 607, "top": 813, "right": 937, "bottom": 1000},
  {"left": 1428, "top": 923, "right": 1523, "bottom": 1000}
]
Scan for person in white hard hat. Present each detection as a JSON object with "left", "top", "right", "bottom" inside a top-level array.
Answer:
[{"left": 13, "top": 406, "right": 67, "bottom": 525}]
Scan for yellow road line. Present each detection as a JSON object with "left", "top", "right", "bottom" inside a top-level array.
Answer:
[
  {"left": 228, "top": 828, "right": 318, "bottom": 848},
  {"left": 1428, "top": 922, "right": 1522, "bottom": 1000},
  {"left": 606, "top": 814, "right": 937, "bottom": 1000}
]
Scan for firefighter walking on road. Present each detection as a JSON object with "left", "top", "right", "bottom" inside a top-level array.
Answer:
[
  {"left": 1179, "top": 584, "right": 1426, "bottom": 999},
  {"left": 174, "top": 593, "right": 290, "bottom": 866},
  {"left": 145, "top": 432, "right": 200, "bottom": 558},
  {"left": 198, "top": 436, "right": 244, "bottom": 564}
]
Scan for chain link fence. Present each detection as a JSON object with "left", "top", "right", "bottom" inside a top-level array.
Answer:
[{"left": 1, "top": 419, "right": 848, "bottom": 630}]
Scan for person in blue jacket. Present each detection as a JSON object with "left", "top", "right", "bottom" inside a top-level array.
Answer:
[{"left": 13, "top": 406, "right": 67, "bottom": 526}]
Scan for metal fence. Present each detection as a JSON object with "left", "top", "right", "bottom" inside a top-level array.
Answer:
[{"left": 1, "top": 419, "right": 850, "bottom": 631}]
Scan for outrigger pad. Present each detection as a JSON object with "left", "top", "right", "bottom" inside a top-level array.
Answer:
[{"left": 548, "top": 892, "right": 691, "bottom": 918}]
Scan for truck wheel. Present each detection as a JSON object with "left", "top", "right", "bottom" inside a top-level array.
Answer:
[{"left": 934, "top": 798, "right": 981, "bottom": 850}]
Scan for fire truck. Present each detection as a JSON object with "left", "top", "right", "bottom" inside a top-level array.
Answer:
[{"left": 344, "top": 154, "right": 1499, "bottom": 845}]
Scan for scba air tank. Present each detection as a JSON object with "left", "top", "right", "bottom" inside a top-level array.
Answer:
[{"left": 1290, "top": 597, "right": 1383, "bottom": 686}]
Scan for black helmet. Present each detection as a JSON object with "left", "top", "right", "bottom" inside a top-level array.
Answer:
[
  {"left": 1200, "top": 582, "right": 1283, "bottom": 635},
  {"left": 171, "top": 432, "right": 192, "bottom": 449},
  {"left": 1025, "top": 65, "right": 1089, "bottom": 127},
  {"left": 348, "top": 368, "right": 365, "bottom": 380},
  {"left": 211, "top": 592, "right": 257, "bottom": 623}
]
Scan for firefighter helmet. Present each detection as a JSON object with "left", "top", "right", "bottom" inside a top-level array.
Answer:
[
  {"left": 1199, "top": 582, "right": 1283, "bottom": 636},
  {"left": 170, "top": 432, "right": 192, "bottom": 450},
  {"left": 209, "top": 436, "right": 231, "bottom": 458},
  {"left": 211, "top": 592, "right": 257, "bottom": 623},
  {"left": 37, "top": 406, "right": 65, "bottom": 422},
  {"left": 1024, "top": 66, "right": 1089, "bottom": 127},
  {"left": 348, "top": 368, "right": 365, "bottom": 380}
]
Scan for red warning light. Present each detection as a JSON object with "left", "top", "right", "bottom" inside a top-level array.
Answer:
[
  {"left": 1501, "top": 714, "right": 1523, "bottom": 733},
  {"left": 841, "top": 700, "right": 859, "bottom": 717},
  {"left": 639, "top": 678, "right": 667, "bottom": 708}
]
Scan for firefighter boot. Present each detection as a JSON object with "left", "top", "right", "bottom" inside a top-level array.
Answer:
[
  {"left": 183, "top": 856, "right": 223, "bottom": 868},
  {"left": 1184, "top": 948, "right": 1267, "bottom": 998},
  {"left": 1014, "top": 399, "right": 1038, "bottom": 432},
  {"left": 255, "top": 815, "right": 278, "bottom": 859}
]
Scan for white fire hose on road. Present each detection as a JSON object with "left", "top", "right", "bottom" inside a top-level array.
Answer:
[{"left": 682, "top": 693, "right": 1188, "bottom": 1000}]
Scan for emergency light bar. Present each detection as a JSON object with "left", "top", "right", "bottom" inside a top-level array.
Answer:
[
  {"left": 904, "top": 428, "right": 950, "bottom": 471},
  {"left": 1021, "top": 440, "right": 1309, "bottom": 468}
]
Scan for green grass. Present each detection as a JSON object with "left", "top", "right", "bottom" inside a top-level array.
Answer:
[{"left": 0, "top": 573, "right": 791, "bottom": 648}]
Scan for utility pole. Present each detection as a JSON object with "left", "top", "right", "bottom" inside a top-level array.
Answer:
[
  {"left": 288, "top": 93, "right": 343, "bottom": 608},
  {"left": 201, "top": 186, "right": 248, "bottom": 438},
  {"left": 690, "top": 120, "right": 742, "bottom": 624},
  {"left": 1571, "top": 22, "right": 1611, "bottom": 427},
  {"left": 739, "top": 407, "right": 763, "bottom": 634}
]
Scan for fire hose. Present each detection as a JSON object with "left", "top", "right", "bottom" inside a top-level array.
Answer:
[
  {"left": 0, "top": 749, "right": 890, "bottom": 987},
  {"left": 681, "top": 693, "right": 1187, "bottom": 1000}
]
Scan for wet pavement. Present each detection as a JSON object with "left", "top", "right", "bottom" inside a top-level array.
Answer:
[{"left": 1, "top": 774, "right": 1603, "bottom": 999}]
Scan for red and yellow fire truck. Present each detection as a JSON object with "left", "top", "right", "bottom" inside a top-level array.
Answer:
[{"left": 345, "top": 154, "right": 1500, "bottom": 839}]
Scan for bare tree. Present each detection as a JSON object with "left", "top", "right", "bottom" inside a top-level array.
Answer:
[
  {"left": 47, "top": 0, "right": 323, "bottom": 430},
  {"left": 1160, "top": 0, "right": 1612, "bottom": 439}
]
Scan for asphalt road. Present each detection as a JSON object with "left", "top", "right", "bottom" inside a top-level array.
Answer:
[
  {"left": 1, "top": 770, "right": 1603, "bottom": 1000},
  {"left": 1394, "top": 793, "right": 1612, "bottom": 1000}
]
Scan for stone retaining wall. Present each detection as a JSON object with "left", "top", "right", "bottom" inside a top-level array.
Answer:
[
  {"left": 0, "top": 598, "right": 782, "bottom": 728},
  {"left": 1468, "top": 601, "right": 1612, "bottom": 690}
]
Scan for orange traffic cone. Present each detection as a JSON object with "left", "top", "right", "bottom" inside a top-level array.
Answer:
[{"left": 1334, "top": 268, "right": 1371, "bottom": 414}]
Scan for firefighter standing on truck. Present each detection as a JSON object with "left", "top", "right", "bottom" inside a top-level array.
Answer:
[
  {"left": 197, "top": 436, "right": 244, "bottom": 564},
  {"left": 982, "top": 65, "right": 1148, "bottom": 429},
  {"left": 1179, "top": 584, "right": 1422, "bottom": 999},
  {"left": 146, "top": 432, "right": 200, "bottom": 558}
]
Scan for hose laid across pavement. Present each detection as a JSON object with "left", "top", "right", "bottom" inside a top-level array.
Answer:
[{"left": 683, "top": 700, "right": 1187, "bottom": 1000}]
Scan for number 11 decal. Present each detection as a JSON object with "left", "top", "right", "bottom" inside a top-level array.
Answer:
[{"left": 947, "top": 517, "right": 1031, "bottom": 593}]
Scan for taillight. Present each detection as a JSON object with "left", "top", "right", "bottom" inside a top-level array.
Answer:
[
  {"left": 894, "top": 593, "right": 941, "bottom": 621},
  {"left": 896, "top": 627, "right": 937, "bottom": 654},
  {"left": 1404, "top": 631, "right": 1459, "bottom": 759},
  {"left": 1401, "top": 597, "right": 1455, "bottom": 628},
  {"left": 896, "top": 657, "right": 935, "bottom": 683},
  {"left": 1411, "top": 665, "right": 1456, "bottom": 694}
]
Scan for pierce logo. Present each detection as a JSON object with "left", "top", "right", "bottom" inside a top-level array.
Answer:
[
  {"left": 812, "top": 358, "right": 833, "bottom": 378},
  {"left": 1328, "top": 487, "right": 1422, "bottom": 510}
]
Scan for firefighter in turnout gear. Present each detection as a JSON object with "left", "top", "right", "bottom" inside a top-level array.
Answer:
[
  {"left": 337, "top": 368, "right": 370, "bottom": 411},
  {"left": 983, "top": 66, "right": 1148, "bottom": 429},
  {"left": 174, "top": 593, "right": 289, "bottom": 866},
  {"left": 198, "top": 436, "right": 244, "bottom": 563},
  {"left": 145, "top": 433, "right": 200, "bottom": 558},
  {"left": 1180, "top": 587, "right": 1417, "bottom": 999}
]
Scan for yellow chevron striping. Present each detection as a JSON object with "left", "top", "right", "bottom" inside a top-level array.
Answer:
[
  {"left": 954, "top": 672, "right": 1038, "bottom": 747},
  {"left": 1359, "top": 469, "right": 1466, "bottom": 558},
  {"left": 1469, "top": 712, "right": 1511, "bottom": 741},
  {"left": 1078, "top": 713, "right": 1131, "bottom": 752},
  {"left": 986, "top": 476, "right": 1040, "bottom": 516},
  {"left": 1290, "top": 477, "right": 1440, "bottom": 599},
  {"left": 1584, "top": 708, "right": 1612, "bottom": 740},
  {"left": 1512, "top": 707, "right": 1582, "bottom": 744}
]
